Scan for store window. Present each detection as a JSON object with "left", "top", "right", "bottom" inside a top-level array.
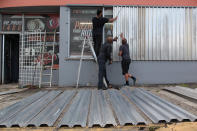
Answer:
[
  {"left": 24, "top": 14, "right": 59, "bottom": 32},
  {"left": 69, "top": 7, "right": 114, "bottom": 56},
  {"left": 24, "top": 14, "right": 60, "bottom": 69},
  {"left": 70, "top": 8, "right": 100, "bottom": 56}
]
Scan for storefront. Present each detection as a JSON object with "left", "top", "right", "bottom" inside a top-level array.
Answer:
[
  {"left": 0, "top": 1, "right": 197, "bottom": 86},
  {"left": 59, "top": 6, "right": 197, "bottom": 86},
  {"left": 0, "top": 7, "right": 60, "bottom": 86}
]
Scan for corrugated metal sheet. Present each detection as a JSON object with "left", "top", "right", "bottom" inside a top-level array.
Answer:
[
  {"left": 0, "top": 91, "right": 48, "bottom": 124},
  {"left": 0, "top": 91, "right": 61, "bottom": 127},
  {"left": 58, "top": 90, "right": 91, "bottom": 128},
  {"left": 0, "top": 88, "right": 196, "bottom": 128},
  {"left": 108, "top": 89, "right": 147, "bottom": 125},
  {"left": 0, "top": 89, "right": 27, "bottom": 96},
  {"left": 27, "top": 90, "right": 76, "bottom": 127},
  {"left": 121, "top": 88, "right": 197, "bottom": 123},
  {"left": 163, "top": 86, "right": 197, "bottom": 101},
  {"left": 113, "top": 7, "right": 197, "bottom": 61},
  {"left": 88, "top": 90, "right": 117, "bottom": 127}
]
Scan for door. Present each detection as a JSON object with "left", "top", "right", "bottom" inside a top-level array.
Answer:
[{"left": 3, "top": 34, "right": 19, "bottom": 83}]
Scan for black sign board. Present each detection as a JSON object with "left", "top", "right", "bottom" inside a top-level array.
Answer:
[
  {"left": 2, "top": 15, "right": 22, "bottom": 31},
  {"left": 70, "top": 8, "right": 99, "bottom": 55}
]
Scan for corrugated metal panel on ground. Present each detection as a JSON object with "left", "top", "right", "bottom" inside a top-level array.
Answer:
[
  {"left": 27, "top": 90, "right": 76, "bottom": 127},
  {"left": 0, "top": 89, "right": 27, "bottom": 96},
  {"left": 163, "top": 86, "right": 197, "bottom": 101},
  {"left": 113, "top": 7, "right": 197, "bottom": 61},
  {"left": 88, "top": 90, "right": 117, "bottom": 127},
  {"left": 59, "top": 90, "right": 91, "bottom": 128},
  {"left": 108, "top": 89, "right": 147, "bottom": 125},
  {"left": 121, "top": 88, "right": 197, "bottom": 123},
  {"left": 0, "top": 88, "right": 196, "bottom": 128},
  {"left": 0, "top": 91, "right": 48, "bottom": 125},
  {"left": 0, "top": 91, "right": 61, "bottom": 127}
]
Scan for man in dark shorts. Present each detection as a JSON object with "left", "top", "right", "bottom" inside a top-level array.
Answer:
[
  {"left": 92, "top": 9, "right": 117, "bottom": 57},
  {"left": 98, "top": 36, "right": 118, "bottom": 90},
  {"left": 118, "top": 33, "right": 136, "bottom": 86}
]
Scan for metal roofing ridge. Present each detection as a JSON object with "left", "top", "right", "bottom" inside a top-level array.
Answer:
[
  {"left": 107, "top": 89, "right": 147, "bottom": 125},
  {"left": 121, "top": 88, "right": 167, "bottom": 123},
  {"left": 121, "top": 87, "right": 197, "bottom": 123},
  {"left": 4, "top": 91, "right": 61, "bottom": 128},
  {"left": 134, "top": 89, "right": 187, "bottom": 122},
  {"left": 163, "top": 86, "right": 197, "bottom": 101},
  {"left": 58, "top": 89, "right": 91, "bottom": 128},
  {"left": 88, "top": 90, "right": 117, "bottom": 127},
  {"left": 137, "top": 88, "right": 197, "bottom": 122},
  {"left": 0, "top": 91, "right": 48, "bottom": 127},
  {"left": 27, "top": 90, "right": 76, "bottom": 127}
]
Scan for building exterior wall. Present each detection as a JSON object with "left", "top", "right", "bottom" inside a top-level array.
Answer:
[
  {"left": 1, "top": 6, "right": 197, "bottom": 86},
  {"left": 59, "top": 6, "right": 197, "bottom": 86},
  {"left": 0, "top": 13, "right": 2, "bottom": 83},
  {"left": 59, "top": 60, "right": 197, "bottom": 86}
]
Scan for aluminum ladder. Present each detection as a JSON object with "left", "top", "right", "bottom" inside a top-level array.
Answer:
[
  {"left": 39, "top": 31, "right": 56, "bottom": 88},
  {"left": 76, "top": 36, "right": 108, "bottom": 88}
]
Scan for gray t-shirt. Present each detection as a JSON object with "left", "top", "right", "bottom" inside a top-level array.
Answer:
[{"left": 119, "top": 43, "right": 131, "bottom": 60}]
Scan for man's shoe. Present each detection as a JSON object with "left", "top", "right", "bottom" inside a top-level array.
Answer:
[
  {"left": 133, "top": 78, "right": 137, "bottom": 86},
  {"left": 102, "top": 87, "right": 108, "bottom": 90},
  {"left": 98, "top": 87, "right": 102, "bottom": 90},
  {"left": 108, "top": 84, "right": 112, "bottom": 88},
  {"left": 124, "top": 83, "right": 129, "bottom": 86},
  {"left": 114, "top": 87, "right": 120, "bottom": 90}
]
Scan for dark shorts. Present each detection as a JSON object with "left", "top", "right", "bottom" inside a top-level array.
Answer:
[{"left": 121, "top": 59, "right": 131, "bottom": 75}]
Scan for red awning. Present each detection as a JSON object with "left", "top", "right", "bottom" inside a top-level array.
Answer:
[{"left": 0, "top": 0, "right": 197, "bottom": 8}]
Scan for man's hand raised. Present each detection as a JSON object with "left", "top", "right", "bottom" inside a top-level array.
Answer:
[{"left": 113, "top": 36, "right": 118, "bottom": 41}]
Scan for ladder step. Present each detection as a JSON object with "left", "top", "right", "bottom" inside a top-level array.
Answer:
[
  {"left": 42, "top": 74, "right": 52, "bottom": 76},
  {"left": 42, "top": 58, "right": 52, "bottom": 60},
  {"left": 43, "top": 66, "right": 52, "bottom": 68},
  {"left": 42, "top": 60, "right": 53, "bottom": 61},
  {"left": 42, "top": 82, "right": 51, "bottom": 84},
  {"left": 42, "top": 52, "right": 54, "bottom": 54}
]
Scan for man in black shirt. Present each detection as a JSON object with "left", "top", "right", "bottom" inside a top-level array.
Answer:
[
  {"left": 119, "top": 33, "right": 136, "bottom": 86},
  {"left": 92, "top": 9, "right": 117, "bottom": 57},
  {"left": 98, "top": 36, "right": 118, "bottom": 90}
]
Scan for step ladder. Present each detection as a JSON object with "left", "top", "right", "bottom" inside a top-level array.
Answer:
[
  {"left": 76, "top": 36, "right": 108, "bottom": 88},
  {"left": 39, "top": 31, "right": 56, "bottom": 88}
]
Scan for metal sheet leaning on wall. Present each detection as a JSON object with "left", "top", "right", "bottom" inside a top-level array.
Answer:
[
  {"left": 113, "top": 6, "right": 197, "bottom": 61},
  {"left": 0, "top": 13, "right": 2, "bottom": 83}
]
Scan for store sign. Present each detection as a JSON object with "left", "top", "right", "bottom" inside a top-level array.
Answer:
[
  {"left": 2, "top": 15, "right": 22, "bottom": 31},
  {"left": 2, "top": 14, "right": 59, "bottom": 32},
  {"left": 25, "top": 14, "right": 59, "bottom": 32},
  {"left": 70, "top": 8, "right": 98, "bottom": 55}
]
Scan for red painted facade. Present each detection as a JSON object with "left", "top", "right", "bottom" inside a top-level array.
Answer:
[{"left": 0, "top": 0, "right": 197, "bottom": 8}]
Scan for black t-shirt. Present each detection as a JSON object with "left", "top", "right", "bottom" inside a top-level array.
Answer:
[
  {"left": 119, "top": 43, "right": 131, "bottom": 60},
  {"left": 92, "top": 17, "right": 109, "bottom": 36},
  {"left": 98, "top": 42, "right": 112, "bottom": 62}
]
